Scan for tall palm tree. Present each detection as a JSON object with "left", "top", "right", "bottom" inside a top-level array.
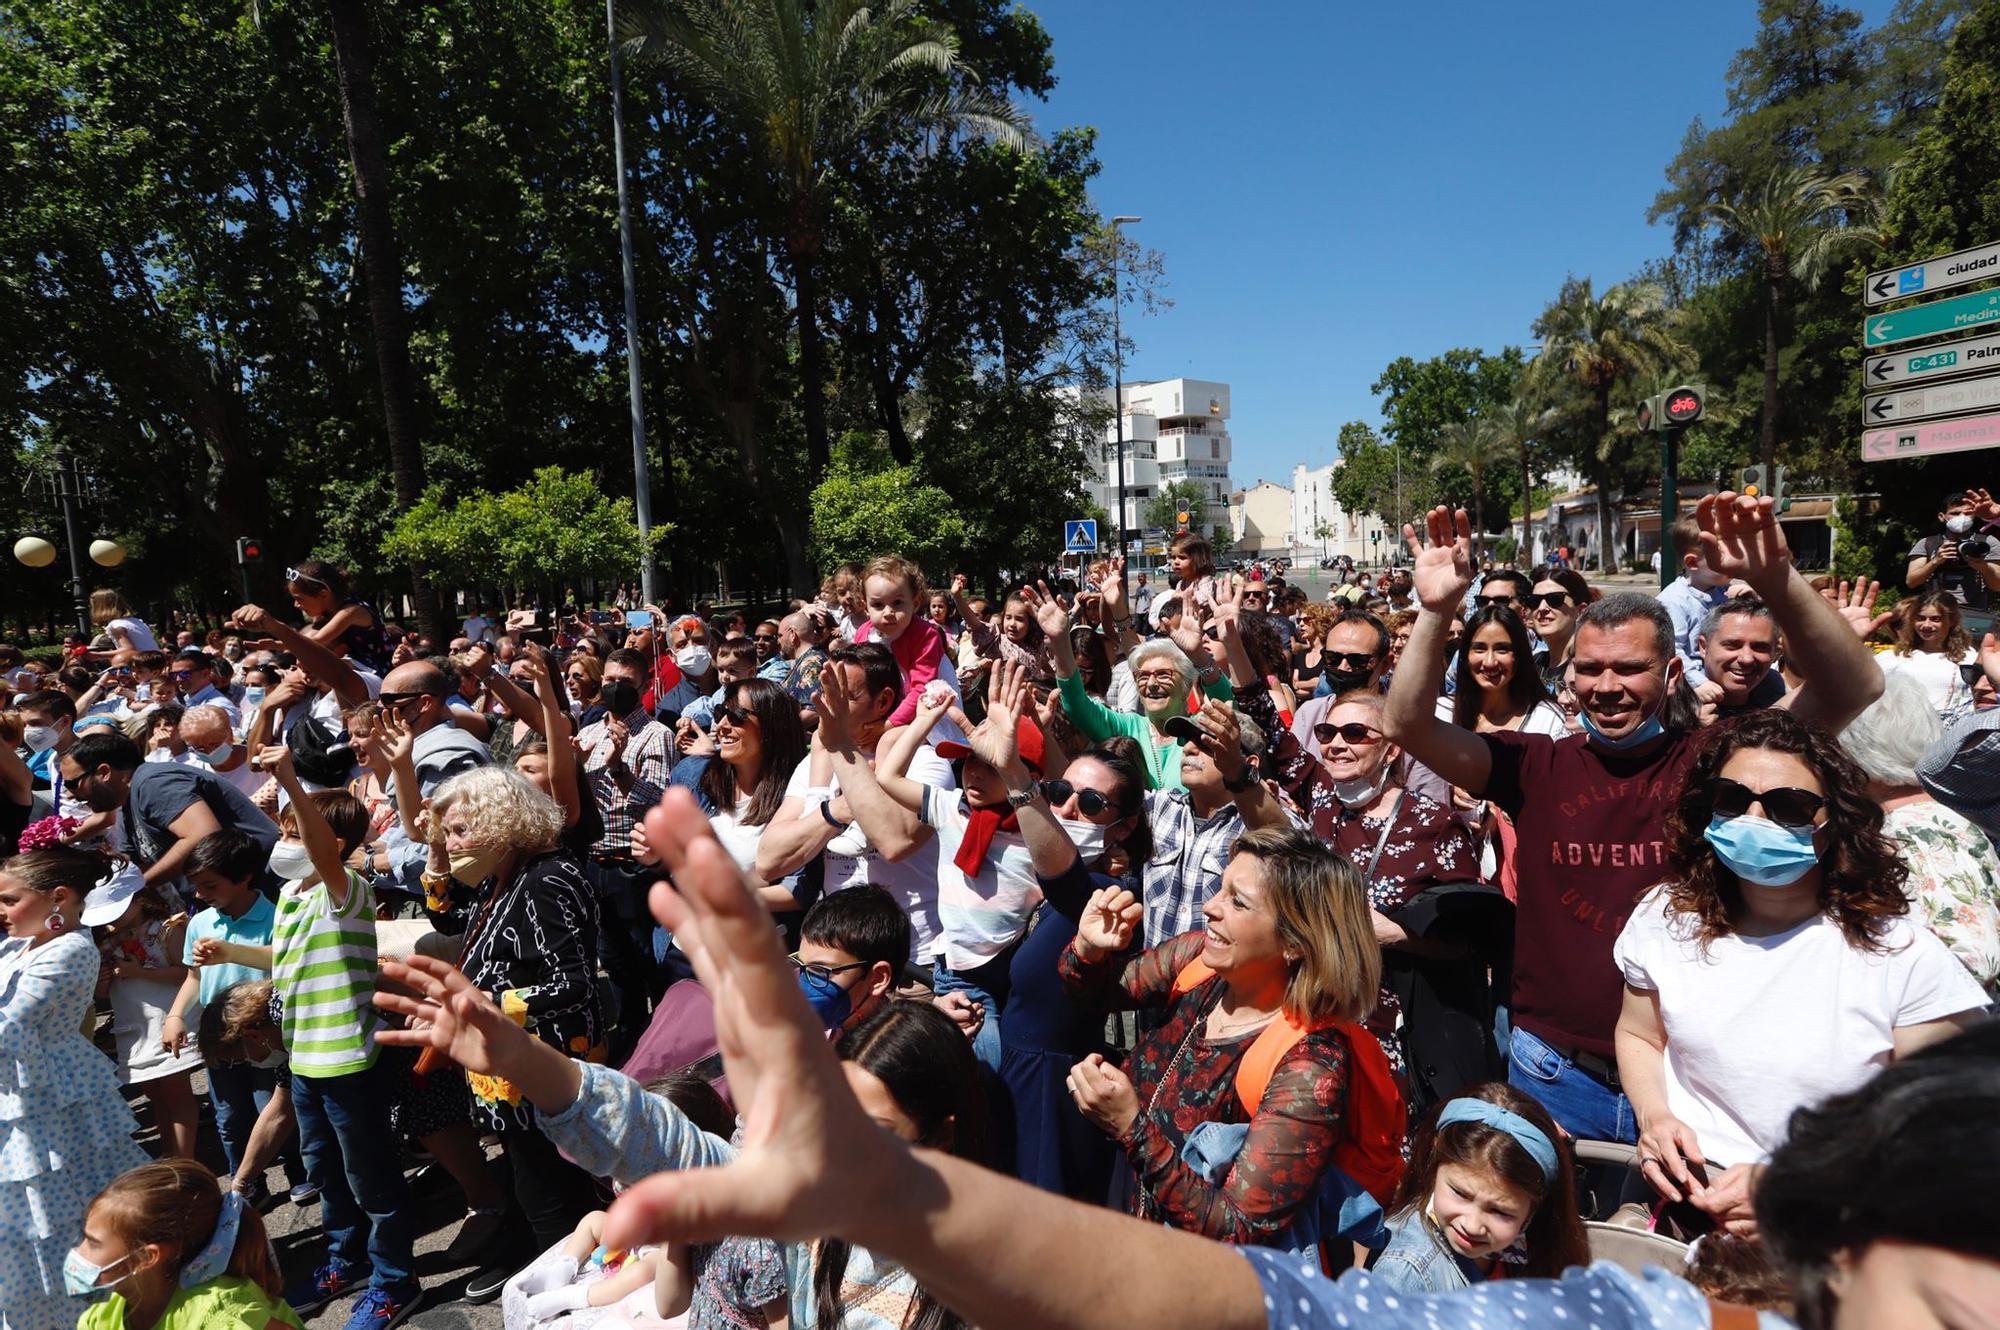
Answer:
[
  {"left": 1430, "top": 417, "right": 1513, "bottom": 558},
  {"left": 1703, "top": 166, "right": 1871, "bottom": 472},
  {"left": 617, "top": 0, "right": 1031, "bottom": 479},
  {"left": 1533, "top": 278, "right": 1692, "bottom": 575},
  {"left": 1486, "top": 392, "right": 1554, "bottom": 562}
]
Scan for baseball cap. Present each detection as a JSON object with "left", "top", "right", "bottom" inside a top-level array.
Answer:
[{"left": 80, "top": 861, "right": 149, "bottom": 927}]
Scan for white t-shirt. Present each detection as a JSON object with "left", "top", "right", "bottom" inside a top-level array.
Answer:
[
  {"left": 920, "top": 785, "right": 1043, "bottom": 972},
  {"left": 197, "top": 752, "right": 269, "bottom": 801},
  {"left": 782, "top": 746, "right": 956, "bottom": 963},
  {"left": 709, "top": 793, "right": 764, "bottom": 880},
  {"left": 1614, "top": 888, "right": 1988, "bottom": 1165},
  {"left": 1876, "top": 648, "right": 1976, "bottom": 721},
  {"left": 107, "top": 616, "right": 158, "bottom": 652},
  {"left": 1433, "top": 693, "right": 1571, "bottom": 738}
]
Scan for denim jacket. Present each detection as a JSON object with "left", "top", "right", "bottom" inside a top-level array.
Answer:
[{"left": 1369, "top": 1207, "right": 1482, "bottom": 1295}]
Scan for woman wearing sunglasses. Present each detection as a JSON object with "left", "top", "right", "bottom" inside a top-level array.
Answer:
[
  {"left": 655, "top": 678, "right": 807, "bottom": 909},
  {"left": 1524, "top": 565, "right": 1593, "bottom": 693},
  {"left": 1612, "top": 708, "right": 1987, "bottom": 1237},
  {"left": 284, "top": 559, "right": 392, "bottom": 677}
]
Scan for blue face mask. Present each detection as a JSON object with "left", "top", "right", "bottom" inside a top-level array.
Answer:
[
  {"left": 242, "top": 687, "right": 266, "bottom": 707},
  {"left": 1704, "top": 814, "right": 1822, "bottom": 887},
  {"left": 63, "top": 1248, "right": 134, "bottom": 1299},
  {"left": 797, "top": 968, "right": 853, "bottom": 1033},
  {"left": 1577, "top": 668, "right": 1676, "bottom": 751}
]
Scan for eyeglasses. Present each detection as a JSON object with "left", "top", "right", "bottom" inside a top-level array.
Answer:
[
  {"left": 1711, "top": 776, "right": 1825, "bottom": 830},
  {"left": 1476, "top": 594, "right": 1519, "bottom": 608},
  {"left": 1039, "top": 780, "right": 1119, "bottom": 817},
  {"left": 1520, "top": 592, "right": 1574, "bottom": 611},
  {"left": 1134, "top": 669, "right": 1184, "bottom": 685},
  {"left": 787, "top": 953, "right": 869, "bottom": 983},
  {"left": 753, "top": 634, "right": 780, "bottom": 643},
  {"left": 1313, "top": 721, "right": 1383, "bottom": 746},
  {"left": 168, "top": 670, "right": 196, "bottom": 681},
  {"left": 285, "top": 567, "right": 327, "bottom": 591},
  {"left": 1323, "top": 651, "right": 1379, "bottom": 671},
  {"left": 716, "top": 704, "right": 758, "bottom": 728}
]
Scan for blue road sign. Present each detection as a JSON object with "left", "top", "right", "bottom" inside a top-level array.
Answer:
[{"left": 1064, "top": 519, "right": 1099, "bottom": 553}]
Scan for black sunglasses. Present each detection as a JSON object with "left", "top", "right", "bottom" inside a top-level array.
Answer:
[
  {"left": 1313, "top": 721, "right": 1383, "bottom": 745},
  {"left": 1324, "top": 651, "right": 1379, "bottom": 671},
  {"left": 1476, "top": 593, "right": 1519, "bottom": 607},
  {"left": 787, "top": 953, "right": 869, "bottom": 983},
  {"left": 1520, "top": 591, "right": 1574, "bottom": 611},
  {"left": 376, "top": 691, "right": 433, "bottom": 708},
  {"left": 1040, "top": 779, "right": 1119, "bottom": 817},
  {"left": 716, "top": 703, "right": 757, "bottom": 728},
  {"left": 1711, "top": 777, "right": 1825, "bottom": 830}
]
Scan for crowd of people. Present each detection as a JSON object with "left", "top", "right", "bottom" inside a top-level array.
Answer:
[{"left": 0, "top": 488, "right": 1996, "bottom": 1330}]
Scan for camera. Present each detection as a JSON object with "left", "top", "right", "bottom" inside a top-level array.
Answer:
[{"left": 1948, "top": 529, "right": 1995, "bottom": 561}]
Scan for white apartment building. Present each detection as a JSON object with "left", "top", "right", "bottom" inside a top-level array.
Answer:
[
  {"left": 1290, "top": 462, "right": 1393, "bottom": 566},
  {"left": 1068, "top": 378, "right": 1235, "bottom": 545}
]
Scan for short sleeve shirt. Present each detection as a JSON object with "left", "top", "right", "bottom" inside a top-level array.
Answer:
[
  {"left": 125, "top": 763, "right": 281, "bottom": 874},
  {"left": 271, "top": 868, "right": 379, "bottom": 1078},
  {"left": 183, "top": 895, "right": 277, "bottom": 1006},
  {"left": 920, "top": 786, "right": 1043, "bottom": 971}
]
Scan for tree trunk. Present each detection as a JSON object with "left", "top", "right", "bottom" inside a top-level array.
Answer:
[
  {"left": 1591, "top": 382, "right": 1619, "bottom": 574},
  {"left": 327, "top": 0, "right": 446, "bottom": 643},
  {"left": 1519, "top": 443, "right": 1533, "bottom": 563},
  {"left": 1759, "top": 269, "right": 1782, "bottom": 473},
  {"left": 1471, "top": 484, "right": 1485, "bottom": 562},
  {"left": 791, "top": 239, "right": 831, "bottom": 479}
]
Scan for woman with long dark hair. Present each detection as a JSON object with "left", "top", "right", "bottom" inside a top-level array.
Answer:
[
  {"left": 1613, "top": 708, "right": 1987, "bottom": 1235},
  {"left": 654, "top": 678, "right": 807, "bottom": 904},
  {"left": 1443, "top": 605, "right": 1565, "bottom": 737},
  {"left": 1524, "top": 564, "right": 1594, "bottom": 693},
  {"left": 1880, "top": 590, "right": 1977, "bottom": 721}
]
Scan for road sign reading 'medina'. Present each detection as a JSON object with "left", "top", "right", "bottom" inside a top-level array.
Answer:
[
  {"left": 1859, "top": 236, "right": 2000, "bottom": 462},
  {"left": 1863, "top": 285, "right": 2000, "bottom": 349}
]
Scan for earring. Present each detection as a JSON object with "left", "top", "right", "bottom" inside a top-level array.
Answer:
[{"left": 46, "top": 913, "right": 65, "bottom": 933}]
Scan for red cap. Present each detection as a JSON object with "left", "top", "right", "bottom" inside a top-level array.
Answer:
[{"left": 936, "top": 715, "right": 1045, "bottom": 774}]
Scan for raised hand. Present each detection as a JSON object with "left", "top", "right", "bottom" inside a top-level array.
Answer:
[
  {"left": 1208, "top": 575, "right": 1243, "bottom": 636},
  {"left": 252, "top": 743, "right": 294, "bottom": 779},
  {"left": 1403, "top": 505, "right": 1474, "bottom": 615},
  {"left": 965, "top": 660, "right": 1027, "bottom": 772},
  {"left": 1825, "top": 578, "right": 1894, "bottom": 641},
  {"left": 1019, "top": 582, "right": 1071, "bottom": 642},
  {"left": 1979, "top": 631, "right": 2000, "bottom": 690},
  {"left": 1167, "top": 604, "right": 1209, "bottom": 662},
  {"left": 1074, "top": 886, "right": 1141, "bottom": 960},
  {"left": 950, "top": 573, "right": 969, "bottom": 600},
  {"left": 227, "top": 603, "right": 274, "bottom": 634},
  {"left": 1969, "top": 487, "right": 2000, "bottom": 525},
  {"left": 375, "top": 955, "right": 540, "bottom": 1080},
  {"left": 1097, "top": 556, "right": 1128, "bottom": 621},
  {"left": 1190, "top": 698, "right": 1245, "bottom": 783},
  {"left": 1696, "top": 491, "right": 1792, "bottom": 591},
  {"left": 374, "top": 704, "right": 416, "bottom": 767},
  {"left": 1066, "top": 1053, "right": 1139, "bottom": 1137}
]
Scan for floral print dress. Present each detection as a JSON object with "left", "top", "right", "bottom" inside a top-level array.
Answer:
[
  {"left": 1058, "top": 932, "right": 1353, "bottom": 1245},
  {"left": 1884, "top": 800, "right": 2000, "bottom": 991}
]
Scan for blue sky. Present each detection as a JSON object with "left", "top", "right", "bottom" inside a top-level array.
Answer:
[{"left": 1026, "top": 0, "right": 1889, "bottom": 489}]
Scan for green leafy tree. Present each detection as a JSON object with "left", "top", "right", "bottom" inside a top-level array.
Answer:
[
  {"left": 1143, "top": 480, "right": 1207, "bottom": 537},
  {"left": 1532, "top": 278, "right": 1693, "bottom": 574},
  {"left": 1702, "top": 166, "right": 1873, "bottom": 470},
  {"left": 808, "top": 437, "right": 969, "bottom": 575},
  {"left": 382, "top": 468, "right": 662, "bottom": 593},
  {"left": 616, "top": 0, "right": 1031, "bottom": 479},
  {"left": 1329, "top": 420, "right": 1432, "bottom": 530}
]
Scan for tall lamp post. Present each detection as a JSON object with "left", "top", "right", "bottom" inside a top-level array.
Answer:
[
  {"left": 1108, "top": 216, "right": 1140, "bottom": 589},
  {"left": 607, "top": 0, "right": 656, "bottom": 605},
  {"left": 12, "top": 445, "right": 124, "bottom": 636}
]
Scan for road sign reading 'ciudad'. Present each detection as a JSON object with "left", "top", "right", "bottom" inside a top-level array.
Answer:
[
  {"left": 1864, "top": 370, "right": 2000, "bottom": 426},
  {"left": 1864, "top": 330, "right": 2000, "bottom": 389},
  {"left": 1864, "top": 238, "right": 2000, "bottom": 307},
  {"left": 1862, "top": 285, "right": 2000, "bottom": 348},
  {"left": 1862, "top": 411, "right": 2000, "bottom": 463}
]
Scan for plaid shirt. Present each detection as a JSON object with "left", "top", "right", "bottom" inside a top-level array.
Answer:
[
  {"left": 577, "top": 706, "right": 675, "bottom": 857},
  {"left": 1140, "top": 789, "right": 1249, "bottom": 949}
]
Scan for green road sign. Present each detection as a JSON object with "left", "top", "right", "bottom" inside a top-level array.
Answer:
[{"left": 1863, "top": 287, "right": 2000, "bottom": 348}]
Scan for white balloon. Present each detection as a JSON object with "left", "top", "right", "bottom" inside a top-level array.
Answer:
[
  {"left": 89, "top": 539, "right": 126, "bottom": 567},
  {"left": 13, "top": 536, "right": 55, "bottom": 568}
]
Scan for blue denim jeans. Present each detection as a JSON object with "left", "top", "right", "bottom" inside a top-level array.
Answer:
[
  {"left": 1506, "top": 1025, "right": 1637, "bottom": 1144},
  {"left": 932, "top": 961, "right": 1004, "bottom": 1072},
  {"left": 208, "top": 1061, "right": 304, "bottom": 1185},
  {"left": 291, "top": 1058, "right": 417, "bottom": 1293}
]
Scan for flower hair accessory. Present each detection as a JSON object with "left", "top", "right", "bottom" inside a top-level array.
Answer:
[{"left": 179, "top": 1190, "right": 245, "bottom": 1289}]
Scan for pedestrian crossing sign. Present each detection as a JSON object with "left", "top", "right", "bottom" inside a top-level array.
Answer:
[{"left": 1064, "top": 519, "right": 1099, "bottom": 553}]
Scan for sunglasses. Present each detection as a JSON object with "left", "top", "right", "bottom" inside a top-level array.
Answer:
[
  {"left": 285, "top": 567, "right": 327, "bottom": 591},
  {"left": 1313, "top": 721, "right": 1383, "bottom": 746},
  {"left": 787, "top": 953, "right": 869, "bottom": 984},
  {"left": 1521, "top": 591, "right": 1575, "bottom": 611},
  {"left": 1323, "top": 651, "right": 1379, "bottom": 671},
  {"left": 376, "top": 691, "right": 432, "bottom": 709},
  {"left": 1040, "top": 780, "right": 1119, "bottom": 817},
  {"left": 1476, "top": 594, "right": 1519, "bottom": 608},
  {"left": 716, "top": 704, "right": 757, "bottom": 728},
  {"left": 1711, "top": 776, "right": 1825, "bottom": 830},
  {"left": 168, "top": 670, "right": 196, "bottom": 681}
]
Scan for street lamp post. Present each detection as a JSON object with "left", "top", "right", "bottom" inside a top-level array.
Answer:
[
  {"left": 607, "top": 0, "right": 656, "bottom": 605},
  {"left": 54, "top": 447, "right": 89, "bottom": 635},
  {"left": 1108, "top": 216, "right": 1140, "bottom": 589}
]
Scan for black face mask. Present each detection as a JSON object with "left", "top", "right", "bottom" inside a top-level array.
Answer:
[
  {"left": 1323, "top": 665, "right": 1374, "bottom": 695},
  {"left": 600, "top": 679, "right": 641, "bottom": 717}
]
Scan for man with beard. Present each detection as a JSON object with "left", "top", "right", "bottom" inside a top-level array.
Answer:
[{"left": 1383, "top": 497, "right": 1884, "bottom": 1144}]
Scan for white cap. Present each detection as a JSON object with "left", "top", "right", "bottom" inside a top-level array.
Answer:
[{"left": 79, "top": 862, "right": 148, "bottom": 928}]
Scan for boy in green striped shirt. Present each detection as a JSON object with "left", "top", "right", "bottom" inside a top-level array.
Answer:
[{"left": 259, "top": 745, "right": 424, "bottom": 1327}]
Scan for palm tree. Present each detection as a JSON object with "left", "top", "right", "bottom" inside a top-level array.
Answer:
[
  {"left": 1703, "top": 166, "right": 1871, "bottom": 472},
  {"left": 1430, "top": 418, "right": 1513, "bottom": 559},
  {"left": 1532, "top": 278, "right": 1692, "bottom": 575},
  {"left": 617, "top": 0, "right": 1031, "bottom": 479},
  {"left": 1486, "top": 392, "right": 1555, "bottom": 562}
]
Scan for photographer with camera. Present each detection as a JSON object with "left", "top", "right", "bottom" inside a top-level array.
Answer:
[{"left": 1906, "top": 488, "right": 2000, "bottom": 611}]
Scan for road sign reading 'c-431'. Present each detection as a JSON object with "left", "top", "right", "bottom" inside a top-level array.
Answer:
[
  {"left": 1864, "top": 369, "right": 2000, "bottom": 426},
  {"left": 1864, "top": 330, "right": 2000, "bottom": 389},
  {"left": 1865, "top": 239, "right": 2000, "bottom": 306},
  {"left": 1864, "top": 286, "right": 2000, "bottom": 348}
]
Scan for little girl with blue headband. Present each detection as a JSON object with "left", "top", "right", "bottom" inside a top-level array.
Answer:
[
  {"left": 66, "top": 1158, "right": 303, "bottom": 1330},
  {"left": 1371, "top": 1083, "right": 1591, "bottom": 1293}
]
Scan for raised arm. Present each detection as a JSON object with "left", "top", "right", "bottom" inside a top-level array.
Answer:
[
  {"left": 359, "top": 705, "right": 425, "bottom": 841},
  {"left": 1698, "top": 491, "right": 1884, "bottom": 730},
  {"left": 227, "top": 604, "right": 367, "bottom": 707},
  {"left": 259, "top": 744, "right": 351, "bottom": 909},
  {"left": 516, "top": 648, "right": 582, "bottom": 828},
  {"left": 1382, "top": 507, "right": 1493, "bottom": 796},
  {"left": 968, "top": 660, "right": 1079, "bottom": 880},
  {"left": 464, "top": 642, "right": 544, "bottom": 730},
  {"left": 819, "top": 670, "right": 933, "bottom": 855}
]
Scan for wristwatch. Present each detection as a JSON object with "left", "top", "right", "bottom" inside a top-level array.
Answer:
[
  {"left": 1006, "top": 783, "right": 1040, "bottom": 810},
  {"left": 1222, "top": 768, "right": 1258, "bottom": 793}
]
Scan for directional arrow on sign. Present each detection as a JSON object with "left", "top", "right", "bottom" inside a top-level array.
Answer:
[
  {"left": 1871, "top": 273, "right": 1897, "bottom": 301},
  {"left": 1864, "top": 286, "right": 2000, "bottom": 348},
  {"left": 1864, "top": 369, "right": 2000, "bottom": 427},
  {"left": 1865, "top": 238, "right": 2000, "bottom": 307},
  {"left": 1863, "top": 410, "right": 2000, "bottom": 463},
  {"left": 1863, "top": 330, "right": 2000, "bottom": 389}
]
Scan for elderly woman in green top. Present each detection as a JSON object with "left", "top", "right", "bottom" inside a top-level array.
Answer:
[{"left": 1026, "top": 562, "right": 1236, "bottom": 790}]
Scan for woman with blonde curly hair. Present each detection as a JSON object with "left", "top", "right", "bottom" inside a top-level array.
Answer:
[
  {"left": 425, "top": 766, "right": 605, "bottom": 1255},
  {"left": 1612, "top": 708, "right": 1988, "bottom": 1238},
  {"left": 1879, "top": 590, "right": 1978, "bottom": 721}
]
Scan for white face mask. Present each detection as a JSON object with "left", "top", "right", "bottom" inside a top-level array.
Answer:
[
  {"left": 676, "top": 644, "right": 714, "bottom": 677},
  {"left": 1056, "top": 815, "right": 1109, "bottom": 863},
  {"left": 248, "top": 1047, "right": 287, "bottom": 1070},
  {"left": 1332, "top": 761, "right": 1393, "bottom": 810},
  {"left": 267, "top": 841, "right": 316, "bottom": 882},
  {"left": 22, "top": 725, "right": 58, "bottom": 754},
  {"left": 196, "top": 743, "right": 234, "bottom": 766},
  {"left": 1946, "top": 514, "right": 1975, "bottom": 535}
]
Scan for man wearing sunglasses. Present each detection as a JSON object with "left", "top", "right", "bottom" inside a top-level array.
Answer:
[
  {"left": 1385, "top": 497, "right": 1884, "bottom": 1145},
  {"left": 168, "top": 648, "right": 241, "bottom": 734},
  {"left": 377, "top": 660, "right": 491, "bottom": 798}
]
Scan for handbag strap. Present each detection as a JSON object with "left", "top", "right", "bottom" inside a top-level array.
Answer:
[{"left": 1360, "top": 790, "right": 1406, "bottom": 883}]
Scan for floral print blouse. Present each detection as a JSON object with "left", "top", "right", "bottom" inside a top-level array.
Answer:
[
  {"left": 1884, "top": 800, "right": 2000, "bottom": 991},
  {"left": 1058, "top": 932, "right": 1352, "bottom": 1245}
]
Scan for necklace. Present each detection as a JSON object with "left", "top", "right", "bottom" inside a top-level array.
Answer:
[{"left": 1206, "top": 1004, "right": 1279, "bottom": 1040}]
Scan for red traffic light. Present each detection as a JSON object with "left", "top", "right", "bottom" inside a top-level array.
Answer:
[
  {"left": 236, "top": 537, "right": 264, "bottom": 565},
  {"left": 1663, "top": 387, "right": 1704, "bottom": 426}
]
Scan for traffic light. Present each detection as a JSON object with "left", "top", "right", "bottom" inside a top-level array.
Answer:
[
  {"left": 1661, "top": 384, "right": 1704, "bottom": 427},
  {"left": 1769, "top": 465, "right": 1790, "bottom": 512},
  {"left": 1739, "top": 465, "right": 1767, "bottom": 498},
  {"left": 1176, "top": 509, "right": 1190, "bottom": 530},
  {"left": 235, "top": 536, "right": 264, "bottom": 565}
]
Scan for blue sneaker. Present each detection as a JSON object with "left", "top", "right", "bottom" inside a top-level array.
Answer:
[
  {"left": 341, "top": 1285, "right": 425, "bottom": 1330},
  {"left": 285, "top": 1257, "right": 369, "bottom": 1315}
]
